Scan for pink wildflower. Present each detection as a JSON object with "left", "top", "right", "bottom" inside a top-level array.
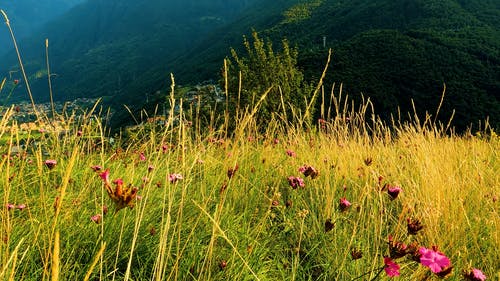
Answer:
[
  {"left": 384, "top": 257, "right": 401, "bottom": 277},
  {"left": 387, "top": 186, "right": 402, "bottom": 200},
  {"left": 6, "top": 203, "right": 15, "bottom": 210},
  {"left": 113, "top": 178, "right": 124, "bottom": 186},
  {"left": 17, "top": 204, "right": 26, "bottom": 210},
  {"left": 339, "top": 197, "right": 352, "bottom": 212},
  {"left": 91, "top": 214, "right": 102, "bottom": 224},
  {"left": 298, "top": 165, "right": 319, "bottom": 179},
  {"left": 419, "top": 247, "right": 451, "bottom": 273},
  {"left": 99, "top": 169, "right": 111, "bottom": 185},
  {"left": 91, "top": 165, "right": 102, "bottom": 172},
  {"left": 139, "top": 152, "right": 146, "bottom": 162},
  {"left": 286, "top": 149, "right": 296, "bottom": 157},
  {"left": 169, "top": 173, "right": 183, "bottom": 184},
  {"left": 388, "top": 235, "right": 408, "bottom": 258},
  {"left": 298, "top": 166, "right": 307, "bottom": 173},
  {"left": 77, "top": 130, "right": 83, "bottom": 136},
  {"left": 464, "top": 268, "right": 487, "bottom": 281},
  {"left": 287, "top": 176, "right": 305, "bottom": 189},
  {"left": 44, "top": 159, "right": 57, "bottom": 169}
]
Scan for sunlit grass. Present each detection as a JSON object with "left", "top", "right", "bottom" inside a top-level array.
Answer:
[{"left": 0, "top": 92, "right": 498, "bottom": 280}]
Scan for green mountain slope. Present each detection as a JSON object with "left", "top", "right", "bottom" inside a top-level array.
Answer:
[
  {"left": 1, "top": 0, "right": 498, "bottom": 130},
  {"left": 0, "top": 0, "right": 84, "bottom": 56},
  {"left": 173, "top": 0, "right": 499, "bottom": 130},
  {"left": 0, "top": 0, "right": 258, "bottom": 105}
]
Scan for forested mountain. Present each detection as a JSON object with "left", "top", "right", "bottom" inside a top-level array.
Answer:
[
  {"left": 0, "top": 0, "right": 84, "bottom": 56},
  {"left": 0, "top": 0, "right": 259, "bottom": 105},
  {"left": 1, "top": 0, "right": 498, "bottom": 130},
  {"left": 173, "top": 0, "right": 499, "bottom": 130}
]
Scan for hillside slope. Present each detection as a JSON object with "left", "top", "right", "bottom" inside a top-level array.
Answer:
[
  {"left": 1, "top": 0, "right": 498, "bottom": 130},
  {"left": 173, "top": 0, "right": 499, "bottom": 129},
  {"left": 0, "top": 0, "right": 258, "bottom": 105},
  {"left": 0, "top": 0, "right": 84, "bottom": 56}
]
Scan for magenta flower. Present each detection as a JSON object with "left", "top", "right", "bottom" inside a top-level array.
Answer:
[
  {"left": 139, "top": 152, "right": 146, "bottom": 162},
  {"left": 298, "top": 165, "right": 306, "bottom": 173},
  {"left": 286, "top": 149, "right": 296, "bottom": 157},
  {"left": 17, "top": 204, "right": 26, "bottom": 211},
  {"left": 388, "top": 235, "right": 408, "bottom": 258},
  {"left": 91, "top": 165, "right": 102, "bottom": 172},
  {"left": 298, "top": 165, "right": 319, "bottom": 179},
  {"left": 161, "top": 144, "right": 168, "bottom": 153},
  {"left": 113, "top": 178, "right": 124, "bottom": 186},
  {"left": 44, "top": 159, "right": 57, "bottom": 169},
  {"left": 99, "top": 169, "right": 110, "bottom": 185},
  {"left": 419, "top": 247, "right": 451, "bottom": 273},
  {"left": 464, "top": 268, "right": 487, "bottom": 281},
  {"left": 339, "top": 197, "right": 352, "bottom": 212},
  {"left": 407, "top": 217, "right": 424, "bottom": 235},
  {"left": 91, "top": 214, "right": 102, "bottom": 224},
  {"left": 287, "top": 176, "right": 305, "bottom": 189},
  {"left": 169, "top": 173, "right": 183, "bottom": 184},
  {"left": 6, "top": 203, "right": 15, "bottom": 210},
  {"left": 383, "top": 257, "right": 400, "bottom": 277},
  {"left": 387, "top": 186, "right": 402, "bottom": 200}
]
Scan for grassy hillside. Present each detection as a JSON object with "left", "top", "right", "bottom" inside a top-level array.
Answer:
[{"left": 0, "top": 93, "right": 498, "bottom": 280}]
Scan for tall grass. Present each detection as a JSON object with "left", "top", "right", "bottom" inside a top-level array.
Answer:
[{"left": 0, "top": 82, "right": 498, "bottom": 280}]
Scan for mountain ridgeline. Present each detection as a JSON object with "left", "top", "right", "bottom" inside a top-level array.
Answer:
[{"left": 1, "top": 0, "right": 498, "bottom": 130}]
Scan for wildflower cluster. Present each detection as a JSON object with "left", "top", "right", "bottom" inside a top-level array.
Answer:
[
  {"left": 298, "top": 164, "right": 319, "bottom": 179},
  {"left": 97, "top": 169, "right": 139, "bottom": 211},
  {"left": 287, "top": 176, "right": 305, "bottom": 189}
]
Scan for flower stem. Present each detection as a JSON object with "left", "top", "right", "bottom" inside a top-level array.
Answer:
[{"left": 350, "top": 266, "right": 384, "bottom": 281}]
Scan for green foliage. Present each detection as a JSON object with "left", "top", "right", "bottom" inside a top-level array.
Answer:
[
  {"left": 282, "top": 0, "right": 323, "bottom": 24},
  {"left": 228, "top": 31, "right": 312, "bottom": 125},
  {"left": 1, "top": 0, "right": 498, "bottom": 131}
]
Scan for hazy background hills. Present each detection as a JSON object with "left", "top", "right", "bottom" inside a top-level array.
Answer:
[
  {"left": 1, "top": 0, "right": 498, "bottom": 130},
  {"left": 0, "top": 0, "right": 84, "bottom": 56}
]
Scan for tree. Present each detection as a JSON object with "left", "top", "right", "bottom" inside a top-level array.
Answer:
[{"left": 227, "top": 31, "right": 312, "bottom": 125}]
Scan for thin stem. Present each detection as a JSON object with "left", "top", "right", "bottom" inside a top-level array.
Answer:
[
  {"left": 350, "top": 266, "right": 384, "bottom": 281},
  {"left": 1, "top": 10, "right": 39, "bottom": 119},
  {"left": 46, "top": 39, "right": 55, "bottom": 118}
]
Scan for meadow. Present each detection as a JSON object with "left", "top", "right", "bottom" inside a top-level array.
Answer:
[
  {"left": 1, "top": 7, "right": 498, "bottom": 279},
  {"left": 0, "top": 85, "right": 498, "bottom": 280}
]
